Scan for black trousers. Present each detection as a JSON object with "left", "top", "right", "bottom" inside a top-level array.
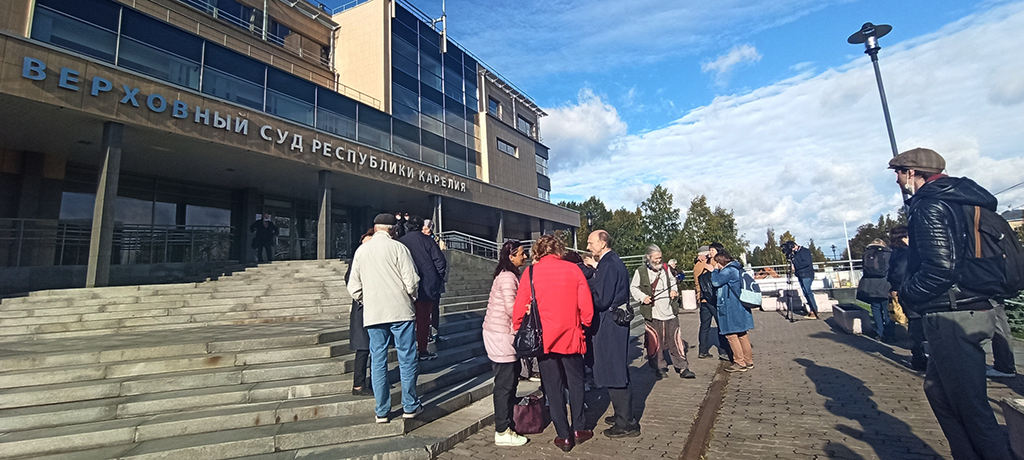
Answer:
[
  {"left": 538, "top": 353, "right": 585, "bottom": 439},
  {"left": 608, "top": 386, "right": 636, "bottom": 429},
  {"left": 352, "top": 349, "right": 369, "bottom": 389},
  {"left": 254, "top": 244, "right": 273, "bottom": 262},
  {"left": 699, "top": 301, "right": 732, "bottom": 359},
  {"left": 492, "top": 360, "right": 521, "bottom": 432}
]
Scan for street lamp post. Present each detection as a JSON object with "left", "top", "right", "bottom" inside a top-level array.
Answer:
[
  {"left": 831, "top": 244, "right": 837, "bottom": 260},
  {"left": 586, "top": 211, "right": 594, "bottom": 229},
  {"left": 848, "top": 22, "right": 899, "bottom": 158}
]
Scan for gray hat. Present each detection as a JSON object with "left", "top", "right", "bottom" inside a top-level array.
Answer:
[
  {"left": 373, "top": 213, "right": 397, "bottom": 225},
  {"left": 889, "top": 148, "right": 945, "bottom": 173},
  {"left": 697, "top": 245, "right": 710, "bottom": 254}
]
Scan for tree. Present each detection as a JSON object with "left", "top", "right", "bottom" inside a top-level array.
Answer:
[
  {"left": 640, "top": 185, "right": 680, "bottom": 248},
  {"left": 749, "top": 228, "right": 787, "bottom": 267},
  {"left": 807, "top": 239, "right": 828, "bottom": 262},
  {"left": 843, "top": 212, "right": 908, "bottom": 260},
  {"left": 605, "top": 207, "right": 645, "bottom": 256},
  {"left": 558, "top": 196, "right": 612, "bottom": 248},
  {"left": 670, "top": 195, "right": 748, "bottom": 268},
  {"left": 778, "top": 231, "right": 796, "bottom": 247}
]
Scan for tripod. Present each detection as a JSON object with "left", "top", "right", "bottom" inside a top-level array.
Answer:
[{"left": 785, "top": 262, "right": 796, "bottom": 323}]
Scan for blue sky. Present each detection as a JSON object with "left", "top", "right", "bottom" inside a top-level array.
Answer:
[{"left": 320, "top": 0, "right": 1024, "bottom": 254}]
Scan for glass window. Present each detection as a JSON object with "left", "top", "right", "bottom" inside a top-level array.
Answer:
[
  {"left": 419, "top": 25, "right": 440, "bottom": 51},
  {"left": 358, "top": 104, "right": 392, "bottom": 132},
  {"left": 317, "top": 88, "right": 357, "bottom": 119},
  {"left": 393, "top": 21, "right": 418, "bottom": 48},
  {"left": 420, "top": 53, "right": 442, "bottom": 78},
  {"left": 317, "top": 110, "right": 356, "bottom": 139},
  {"left": 116, "top": 196, "right": 154, "bottom": 225},
  {"left": 421, "top": 130, "right": 445, "bottom": 152},
  {"left": 536, "top": 156, "right": 549, "bottom": 175},
  {"left": 392, "top": 102, "right": 419, "bottom": 126},
  {"left": 488, "top": 98, "right": 500, "bottom": 117},
  {"left": 393, "top": 68, "right": 419, "bottom": 93},
  {"left": 358, "top": 123, "right": 391, "bottom": 150},
  {"left": 392, "top": 54, "right": 418, "bottom": 79},
  {"left": 443, "top": 50, "right": 462, "bottom": 71},
  {"left": 445, "top": 125, "right": 466, "bottom": 145},
  {"left": 392, "top": 84, "right": 419, "bottom": 110},
  {"left": 186, "top": 205, "right": 231, "bottom": 226},
  {"left": 31, "top": 6, "right": 117, "bottom": 63},
  {"left": 466, "top": 95, "right": 479, "bottom": 115},
  {"left": 392, "top": 118, "right": 419, "bottom": 142},
  {"left": 445, "top": 156, "right": 467, "bottom": 176},
  {"left": 37, "top": 0, "right": 120, "bottom": 31},
  {"left": 121, "top": 10, "right": 203, "bottom": 61},
  {"left": 393, "top": 36, "right": 418, "bottom": 63},
  {"left": 538, "top": 188, "right": 550, "bottom": 202},
  {"left": 393, "top": 5, "right": 418, "bottom": 30},
  {"left": 392, "top": 136, "right": 419, "bottom": 159},
  {"left": 421, "top": 145, "right": 445, "bottom": 168},
  {"left": 420, "top": 71, "right": 442, "bottom": 92},
  {"left": 517, "top": 116, "right": 534, "bottom": 137},
  {"left": 267, "top": 19, "right": 290, "bottom": 46},
  {"left": 420, "top": 96, "right": 443, "bottom": 119},
  {"left": 118, "top": 38, "right": 201, "bottom": 89},
  {"left": 497, "top": 138, "right": 517, "bottom": 157},
  {"left": 420, "top": 113, "right": 444, "bottom": 136},
  {"left": 201, "top": 67, "right": 264, "bottom": 110},
  {"left": 204, "top": 43, "right": 265, "bottom": 84},
  {"left": 266, "top": 90, "right": 313, "bottom": 126},
  {"left": 267, "top": 67, "right": 315, "bottom": 103},
  {"left": 59, "top": 192, "right": 95, "bottom": 220}
]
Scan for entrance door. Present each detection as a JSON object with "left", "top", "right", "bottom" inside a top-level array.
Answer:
[
  {"left": 331, "top": 208, "right": 352, "bottom": 259},
  {"left": 263, "top": 199, "right": 294, "bottom": 260}
]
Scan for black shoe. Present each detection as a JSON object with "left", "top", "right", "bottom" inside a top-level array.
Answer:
[
  {"left": 654, "top": 370, "right": 664, "bottom": 380},
  {"left": 603, "top": 424, "right": 641, "bottom": 438},
  {"left": 680, "top": 369, "right": 696, "bottom": 379},
  {"left": 604, "top": 416, "right": 616, "bottom": 426},
  {"left": 351, "top": 387, "right": 373, "bottom": 396},
  {"left": 697, "top": 353, "right": 712, "bottom": 359}
]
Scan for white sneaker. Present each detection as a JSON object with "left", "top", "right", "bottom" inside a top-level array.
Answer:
[
  {"left": 495, "top": 428, "right": 528, "bottom": 446},
  {"left": 375, "top": 416, "right": 388, "bottom": 424},
  {"left": 402, "top": 406, "right": 424, "bottom": 419},
  {"left": 987, "top": 367, "right": 1016, "bottom": 378}
]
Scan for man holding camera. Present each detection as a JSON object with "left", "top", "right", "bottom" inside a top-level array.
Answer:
[
  {"left": 784, "top": 241, "right": 819, "bottom": 319},
  {"left": 584, "top": 230, "right": 640, "bottom": 438}
]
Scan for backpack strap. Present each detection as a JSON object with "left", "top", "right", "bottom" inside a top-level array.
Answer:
[{"left": 973, "top": 205, "right": 982, "bottom": 258}]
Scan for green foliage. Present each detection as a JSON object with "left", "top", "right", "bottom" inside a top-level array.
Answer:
[
  {"left": 605, "top": 207, "right": 645, "bottom": 256},
  {"left": 843, "top": 212, "right": 907, "bottom": 260},
  {"left": 640, "top": 185, "right": 680, "bottom": 248},
  {"left": 558, "top": 196, "right": 612, "bottom": 248},
  {"left": 666, "top": 195, "right": 748, "bottom": 270},
  {"left": 807, "top": 239, "right": 828, "bottom": 262},
  {"left": 749, "top": 228, "right": 787, "bottom": 267}
]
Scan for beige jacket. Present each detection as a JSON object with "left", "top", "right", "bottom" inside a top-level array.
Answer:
[{"left": 347, "top": 231, "right": 420, "bottom": 327}]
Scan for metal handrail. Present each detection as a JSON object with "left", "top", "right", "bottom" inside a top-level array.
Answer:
[{"left": 439, "top": 230, "right": 499, "bottom": 259}]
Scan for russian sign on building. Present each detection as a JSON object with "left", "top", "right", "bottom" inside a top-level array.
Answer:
[{"left": 21, "top": 56, "right": 467, "bottom": 193}]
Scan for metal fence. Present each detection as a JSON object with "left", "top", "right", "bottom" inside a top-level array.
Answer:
[{"left": 0, "top": 219, "right": 234, "bottom": 267}]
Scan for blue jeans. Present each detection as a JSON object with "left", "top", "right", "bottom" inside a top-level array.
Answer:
[
  {"left": 798, "top": 277, "right": 818, "bottom": 314},
  {"left": 869, "top": 301, "right": 891, "bottom": 340},
  {"left": 367, "top": 320, "right": 420, "bottom": 417}
]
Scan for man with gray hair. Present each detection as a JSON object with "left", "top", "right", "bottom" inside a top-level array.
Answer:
[
  {"left": 630, "top": 244, "right": 695, "bottom": 379},
  {"left": 348, "top": 213, "right": 422, "bottom": 424}
]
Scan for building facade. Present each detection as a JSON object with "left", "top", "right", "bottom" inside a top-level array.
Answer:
[{"left": 0, "top": 0, "right": 575, "bottom": 295}]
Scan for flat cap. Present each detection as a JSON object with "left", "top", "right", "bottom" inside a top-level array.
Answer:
[
  {"left": 888, "top": 148, "right": 945, "bottom": 172},
  {"left": 697, "top": 245, "right": 710, "bottom": 254},
  {"left": 373, "top": 213, "right": 397, "bottom": 225}
]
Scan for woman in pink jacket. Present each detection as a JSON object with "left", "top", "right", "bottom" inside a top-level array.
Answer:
[{"left": 483, "top": 239, "right": 529, "bottom": 446}]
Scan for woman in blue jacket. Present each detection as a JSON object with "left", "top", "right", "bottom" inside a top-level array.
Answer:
[{"left": 710, "top": 249, "right": 755, "bottom": 373}]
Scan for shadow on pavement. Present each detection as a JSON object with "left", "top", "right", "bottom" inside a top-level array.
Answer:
[{"left": 795, "top": 358, "right": 944, "bottom": 460}]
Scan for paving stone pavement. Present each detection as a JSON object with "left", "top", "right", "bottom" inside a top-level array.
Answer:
[
  {"left": 439, "top": 309, "right": 1024, "bottom": 459},
  {"left": 706, "top": 310, "right": 1024, "bottom": 460},
  {"left": 436, "top": 310, "right": 719, "bottom": 459}
]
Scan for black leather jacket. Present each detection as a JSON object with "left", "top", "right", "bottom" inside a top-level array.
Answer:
[{"left": 898, "top": 176, "right": 998, "bottom": 314}]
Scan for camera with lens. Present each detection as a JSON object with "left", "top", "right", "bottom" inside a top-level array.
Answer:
[{"left": 781, "top": 241, "right": 797, "bottom": 261}]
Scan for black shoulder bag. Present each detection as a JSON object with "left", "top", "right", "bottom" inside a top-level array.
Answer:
[{"left": 513, "top": 266, "right": 544, "bottom": 358}]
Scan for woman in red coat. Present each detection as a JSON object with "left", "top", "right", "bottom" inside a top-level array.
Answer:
[{"left": 512, "top": 235, "right": 594, "bottom": 452}]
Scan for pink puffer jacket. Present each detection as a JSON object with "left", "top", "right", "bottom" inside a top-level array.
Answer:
[{"left": 483, "top": 270, "right": 519, "bottom": 363}]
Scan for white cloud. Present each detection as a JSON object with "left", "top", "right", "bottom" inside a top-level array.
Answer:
[
  {"left": 547, "top": 2, "right": 1024, "bottom": 252},
  {"left": 542, "top": 89, "right": 627, "bottom": 172},
  {"left": 701, "top": 44, "right": 763, "bottom": 85}
]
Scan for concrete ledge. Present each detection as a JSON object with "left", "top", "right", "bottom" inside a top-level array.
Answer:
[{"left": 833, "top": 304, "right": 872, "bottom": 335}]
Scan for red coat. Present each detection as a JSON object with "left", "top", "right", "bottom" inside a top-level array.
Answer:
[{"left": 512, "top": 255, "right": 594, "bottom": 355}]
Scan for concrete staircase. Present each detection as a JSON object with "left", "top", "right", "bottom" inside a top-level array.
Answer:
[{"left": 0, "top": 253, "right": 496, "bottom": 459}]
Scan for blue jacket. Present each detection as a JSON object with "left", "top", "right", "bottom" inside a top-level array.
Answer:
[
  {"left": 792, "top": 247, "right": 814, "bottom": 279},
  {"left": 711, "top": 261, "right": 755, "bottom": 335},
  {"left": 399, "top": 231, "right": 448, "bottom": 301}
]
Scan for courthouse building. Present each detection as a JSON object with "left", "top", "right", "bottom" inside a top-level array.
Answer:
[{"left": 0, "top": 0, "right": 577, "bottom": 295}]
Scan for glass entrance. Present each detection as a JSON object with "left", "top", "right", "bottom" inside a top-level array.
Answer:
[{"left": 263, "top": 198, "right": 315, "bottom": 261}]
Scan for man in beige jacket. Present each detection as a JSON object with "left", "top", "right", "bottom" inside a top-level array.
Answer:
[{"left": 348, "top": 213, "right": 421, "bottom": 424}]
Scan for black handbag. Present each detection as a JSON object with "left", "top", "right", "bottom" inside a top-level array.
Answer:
[
  {"left": 513, "top": 266, "right": 544, "bottom": 358},
  {"left": 612, "top": 303, "right": 634, "bottom": 327}
]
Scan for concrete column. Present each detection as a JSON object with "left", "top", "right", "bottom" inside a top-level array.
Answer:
[
  {"left": 431, "top": 195, "right": 443, "bottom": 234},
  {"left": 571, "top": 227, "right": 578, "bottom": 250},
  {"left": 85, "top": 122, "right": 123, "bottom": 288},
  {"left": 496, "top": 210, "right": 505, "bottom": 251},
  {"left": 317, "top": 170, "right": 332, "bottom": 260}
]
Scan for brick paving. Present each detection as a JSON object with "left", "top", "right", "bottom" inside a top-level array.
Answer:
[{"left": 437, "top": 310, "right": 1024, "bottom": 459}]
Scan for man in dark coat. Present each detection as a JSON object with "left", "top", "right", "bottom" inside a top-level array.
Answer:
[
  {"left": 585, "top": 229, "right": 640, "bottom": 438},
  {"left": 249, "top": 212, "right": 278, "bottom": 263},
  {"left": 399, "top": 215, "right": 448, "bottom": 361},
  {"left": 857, "top": 239, "right": 892, "bottom": 341},
  {"left": 892, "top": 147, "right": 1012, "bottom": 460},
  {"left": 785, "top": 241, "right": 819, "bottom": 319}
]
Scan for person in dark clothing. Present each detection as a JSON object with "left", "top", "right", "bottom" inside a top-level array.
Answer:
[
  {"left": 347, "top": 228, "right": 376, "bottom": 396},
  {"left": 399, "top": 215, "right": 448, "bottom": 361},
  {"left": 584, "top": 230, "right": 640, "bottom": 439},
  {"left": 892, "top": 147, "right": 1012, "bottom": 460},
  {"left": 249, "top": 212, "right": 278, "bottom": 263},
  {"left": 784, "top": 241, "right": 819, "bottom": 319},
  {"left": 695, "top": 244, "right": 732, "bottom": 361},
  {"left": 857, "top": 239, "right": 893, "bottom": 341},
  {"left": 888, "top": 225, "right": 925, "bottom": 370}
]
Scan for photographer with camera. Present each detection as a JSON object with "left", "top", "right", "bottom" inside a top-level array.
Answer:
[{"left": 782, "top": 241, "right": 819, "bottom": 319}]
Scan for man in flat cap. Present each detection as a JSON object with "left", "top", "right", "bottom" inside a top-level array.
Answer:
[
  {"left": 348, "top": 213, "right": 422, "bottom": 424},
  {"left": 891, "top": 148, "right": 1012, "bottom": 459}
]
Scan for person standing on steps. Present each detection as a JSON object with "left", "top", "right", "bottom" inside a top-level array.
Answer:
[
  {"left": 347, "top": 214, "right": 422, "bottom": 424},
  {"left": 585, "top": 230, "right": 641, "bottom": 439},
  {"left": 249, "top": 212, "right": 278, "bottom": 263},
  {"left": 483, "top": 239, "right": 530, "bottom": 447},
  {"left": 399, "top": 215, "right": 448, "bottom": 362},
  {"left": 347, "top": 228, "right": 376, "bottom": 397}
]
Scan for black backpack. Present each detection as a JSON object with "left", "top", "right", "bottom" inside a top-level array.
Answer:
[
  {"left": 958, "top": 205, "right": 1024, "bottom": 299},
  {"left": 862, "top": 246, "right": 889, "bottom": 278}
]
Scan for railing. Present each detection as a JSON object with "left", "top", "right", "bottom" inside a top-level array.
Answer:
[
  {"left": 439, "top": 230, "right": 499, "bottom": 260},
  {"left": 0, "top": 219, "right": 234, "bottom": 267}
]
